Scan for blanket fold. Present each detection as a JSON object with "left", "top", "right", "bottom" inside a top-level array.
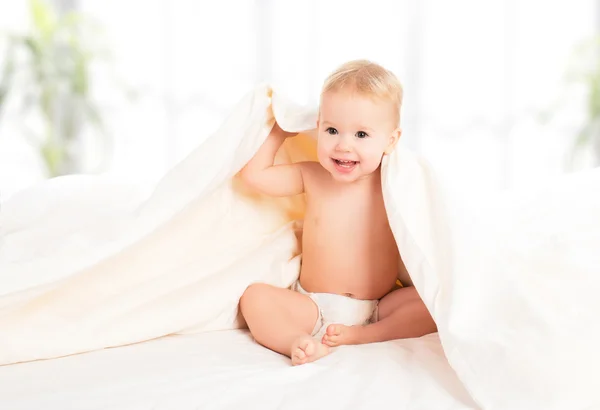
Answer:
[{"left": 1, "top": 84, "right": 600, "bottom": 409}]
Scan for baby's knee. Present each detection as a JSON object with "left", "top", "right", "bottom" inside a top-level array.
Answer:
[{"left": 240, "top": 283, "right": 270, "bottom": 311}]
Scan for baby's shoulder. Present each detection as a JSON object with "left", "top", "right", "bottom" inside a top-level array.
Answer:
[
  {"left": 298, "top": 160, "right": 325, "bottom": 172},
  {"left": 298, "top": 161, "right": 328, "bottom": 183}
]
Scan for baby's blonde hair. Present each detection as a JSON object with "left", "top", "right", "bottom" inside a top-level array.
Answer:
[{"left": 320, "top": 59, "right": 404, "bottom": 126}]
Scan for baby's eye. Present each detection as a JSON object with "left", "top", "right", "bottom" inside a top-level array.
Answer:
[
  {"left": 356, "top": 131, "right": 369, "bottom": 138},
  {"left": 325, "top": 127, "right": 338, "bottom": 135}
]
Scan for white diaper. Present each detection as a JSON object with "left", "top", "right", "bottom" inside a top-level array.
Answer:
[{"left": 291, "top": 281, "right": 379, "bottom": 339}]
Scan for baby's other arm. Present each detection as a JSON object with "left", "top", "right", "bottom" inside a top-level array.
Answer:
[{"left": 240, "top": 122, "right": 305, "bottom": 197}]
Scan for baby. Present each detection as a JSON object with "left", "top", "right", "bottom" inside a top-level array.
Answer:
[{"left": 239, "top": 60, "right": 436, "bottom": 365}]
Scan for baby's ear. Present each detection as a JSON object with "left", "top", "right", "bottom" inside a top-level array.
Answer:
[{"left": 384, "top": 128, "right": 402, "bottom": 154}]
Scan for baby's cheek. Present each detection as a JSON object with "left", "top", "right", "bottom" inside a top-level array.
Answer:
[
  {"left": 316, "top": 144, "right": 332, "bottom": 166},
  {"left": 316, "top": 143, "right": 328, "bottom": 158},
  {"left": 364, "top": 146, "right": 385, "bottom": 162}
]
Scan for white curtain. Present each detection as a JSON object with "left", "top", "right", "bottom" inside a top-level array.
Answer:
[{"left": 0, "top": 0, "right": 596, "bottom": 200}]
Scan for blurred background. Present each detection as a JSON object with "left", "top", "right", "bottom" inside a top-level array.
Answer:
[{"left": 1, "top": 0, "right": 599, "bottom": 202}]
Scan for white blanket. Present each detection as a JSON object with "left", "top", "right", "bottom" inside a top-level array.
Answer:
[{"left": 1, "top": 84, "right": 600, "bottom": 409}]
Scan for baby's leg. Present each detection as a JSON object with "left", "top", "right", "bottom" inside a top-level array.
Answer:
[
  {"left": 322, "top": 286, "right": 437, "bottom": 346},
  {"left": 240, "top": 283, "right": 329, "bottom": 365}
]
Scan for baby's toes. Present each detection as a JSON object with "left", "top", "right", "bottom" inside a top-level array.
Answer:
[
  {"left": 303, "top": 339, "right": 316, "bottom": 356},
  {"left": 326, "top": 324, "right": 343, "bottom": 337},
  {"left": 291, "top": 347, "right": 307, "bottom": 365},
  {"left": 322, "top": 325, "right": 342, "bottom": 346},
  {"left": 322, "top": 336, "right": 339, "bottom": 347},
  {"left": 293, "top": 346, "right": 307, "bottom": 360}
]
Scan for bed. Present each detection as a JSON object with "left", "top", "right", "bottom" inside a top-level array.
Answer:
[{"left": 0, "top": 330, "right": 477, "bottom": 409}]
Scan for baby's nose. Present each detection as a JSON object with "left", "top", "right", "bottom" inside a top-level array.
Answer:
[
  {"left": 335, "top": 136, "right": 352, "bottom": 152},
  {"left": 335, "top": 142, "right": 351, "bottom": 152}
]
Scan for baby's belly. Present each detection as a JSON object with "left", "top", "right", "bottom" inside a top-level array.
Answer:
[{"left": 299, "top": 250, "right": 398, "bottom": 300}]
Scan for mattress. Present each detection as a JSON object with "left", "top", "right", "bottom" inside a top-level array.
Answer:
[{"left": 0, "top": 330, "right": 477, "bottom": 409}]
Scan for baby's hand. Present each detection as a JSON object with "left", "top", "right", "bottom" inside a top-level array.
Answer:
[{"left": 271, "top": 122, "right": 298, "bottom": 139}]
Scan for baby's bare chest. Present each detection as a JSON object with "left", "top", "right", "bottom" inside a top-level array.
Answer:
[
  {"left": 304, "top": 193, "right": 390, "bottom": 241},
  {"left": 301, "top": 190, "right": 399, "bottom": 289}
]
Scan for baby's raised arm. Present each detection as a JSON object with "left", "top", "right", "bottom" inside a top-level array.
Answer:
[{"left": 240, "top": 122, "right": 305, "bottom": 197}]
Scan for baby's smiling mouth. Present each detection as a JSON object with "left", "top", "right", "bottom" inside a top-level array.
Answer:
[{"left": 332, "top": 158, "right": 358, "bottom": 168}]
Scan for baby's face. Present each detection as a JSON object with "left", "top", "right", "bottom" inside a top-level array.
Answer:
[{"left": 316, "top": 90, "right": 400, "bottom": 183}]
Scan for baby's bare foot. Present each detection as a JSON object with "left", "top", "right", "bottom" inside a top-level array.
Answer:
[
  {"left": 290, "top": 335, "right": 330, "bottom": 365},
  {"left": 322, "top": 324, "right": 360, "bottom": 347}
]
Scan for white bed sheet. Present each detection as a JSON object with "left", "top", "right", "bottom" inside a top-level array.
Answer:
[{"left": 0, "top": 330, "right": 478, "bottom": 409}]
